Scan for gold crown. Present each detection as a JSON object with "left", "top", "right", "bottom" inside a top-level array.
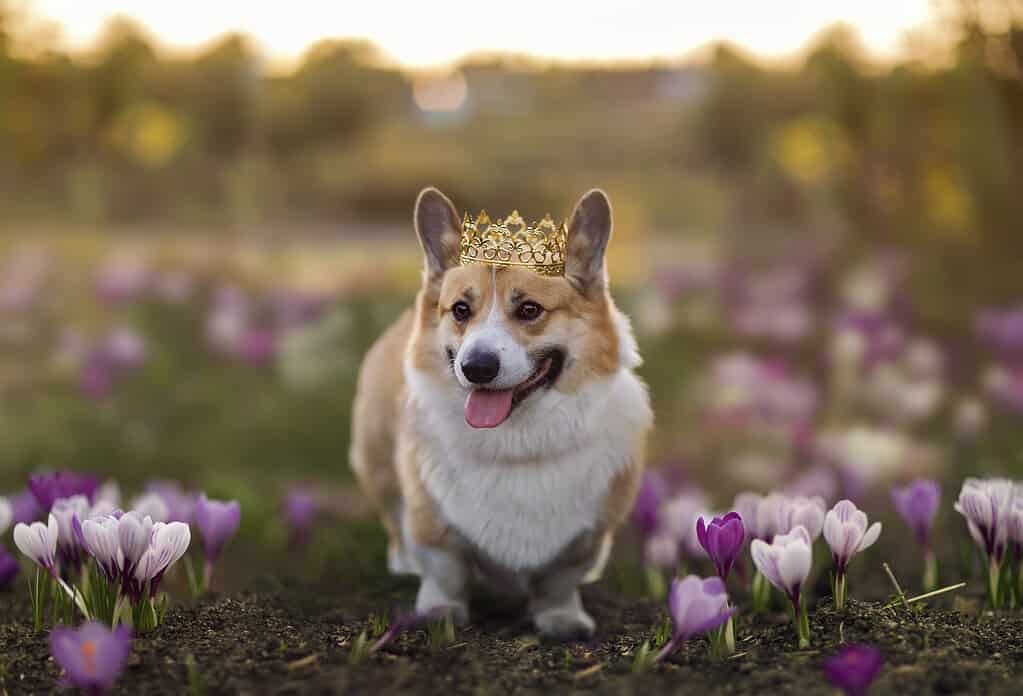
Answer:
[{"left": 459, "top": 210, "right": 567, "bottom": 276}]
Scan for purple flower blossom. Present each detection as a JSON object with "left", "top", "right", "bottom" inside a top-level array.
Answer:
[
  {"left": 50, "top": 622, "right": 132, "bottom": 695},
  {"left": 238, "top": 328, "right": 276, "bottom": 365},
  {"left": 660, "top": 490, "right": 712, "bottom": 559},
  {"left": 369, "top": 608, "right": 447, "bottom": 654},
  {"left": 28, "top": 472, "right": 99, "bottom": 510},
  {"left": 80, "top": 351, "right": 115, "bottom": 399},
  {"left": 890, "top": 480, "right": 940, "bottom": 548},
  {"left": 785, "top": 466, "right": 839, "bottom": 504},
  {"left": 976, "top": 308, "right": 1023, "bottom": 362},
  {"left": 9, "top": 489, "right": 43, "bottom": 524},
  {"left": 285, "top": 488, "right": 318, "bottom": 547},
  {"left": 654, "top": 575, "right": 735, "bottom": 662},
  {"left": 777, "top": 496, "right": 827, "bottom": 540},
  {"left": 696, "top": 512, "right": 745, "bottom": 581},
  {"left": 631, "top": 471, "right": 666, "bottom": 539},
  {"left": 144, "top": 481, "right": 196, "bottom": 524},
  {"left": 51, "top": 495, "right": 91, "bottom": 572},
  {"left": 954, "top": 478, "right": 1014, "bottom": 563},
  {"left": 824, "top": 644, "right": 884, "bottom": 696},
  {"left": 195, "top": 494, "right": 241, "bottom": 588},
  {"left": 0, "top": 547, "right": 20, "bottom": 588}
]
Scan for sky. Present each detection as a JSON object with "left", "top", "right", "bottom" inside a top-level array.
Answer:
[{"left": 30, "top": 0, "right": 938, "bottom": 69}]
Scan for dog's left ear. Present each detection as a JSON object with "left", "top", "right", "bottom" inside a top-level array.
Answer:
[
  {"left": 566, "top": 189, "right": 612, "bottom": 292},
  {"left": 414, "top": 187, "right": 462, "bottom": 283}
]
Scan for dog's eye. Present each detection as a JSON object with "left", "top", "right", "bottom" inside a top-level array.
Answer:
[
  {"left": 515, "top": 301, "right": 544, "bottom": 321},
  {"left": 451, "top": 301, "right": 472, "bottom": 322}
]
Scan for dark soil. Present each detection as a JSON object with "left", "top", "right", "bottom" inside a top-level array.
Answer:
[{"left": 3, "top": 581, "right": 1022, "bottom": 695}]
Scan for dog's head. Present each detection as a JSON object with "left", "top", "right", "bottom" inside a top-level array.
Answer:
[{"left": 408, "top": 188, "right": 625, "bottom": 429}]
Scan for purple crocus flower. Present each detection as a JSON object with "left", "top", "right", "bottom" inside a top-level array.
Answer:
[
  {"left": 369, "top": 607, "right": 447, "bottom": 654},
  {"left": 0, "top": 547, "right": 20, "bottom": 588},
  {"left": 238, "top": 328, "right": 276, "bottom": 365},
  {"left": 79, "top": 351, "right": 115, "bottom": 399},
  {"left": 696, "top": 512, "right": 745, "bottom": 581},
  {"left": 195, "top": 494, "right": 241, "bottom": 588},
  {"left": 954, "top": 477, "right": 1015, "bottom": 606},
  {"left": 976, "top": 308, "right": 1023, "bottom": 362},
  {"left": 51, "top": 495, "right": 91, "bottom": 573},
  {"left": 954, "top": 478, "right": 1013, "bottom": 563},
  {"left": 50, "top": 622, "right": 133, "bottom": 695},
  {"left": 10, "top": 489, "right": 43, "bottom": 524},
  {"left": 144, "top": 481, "right": 197, "bottom": 524},
  {"left": 654, "top": 575, "right": 735, "bottom": 662},
  {"left": 29, "top": 472, "right": 99, "bottom": 511},
  {"left": 631, "top": 471, "right": 666, "bottom": 539},
  {"left": 285, "top": 488, "right": 318, "bottom": 548},
  {"left": 890, "top": 480, "right": 940, "bottom": 548},
  {"left": 824, "top": 644, "right": 884, "bottom": 696}
]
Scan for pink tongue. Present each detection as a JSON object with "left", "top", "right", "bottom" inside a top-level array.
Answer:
[{"left": 465, "top": 389, "right": 515, "bottom": 429}]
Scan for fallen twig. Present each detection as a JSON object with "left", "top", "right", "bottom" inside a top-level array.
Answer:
[
  {"left": 883, "top": 563, "right": 910, "bottom": 610},
  {"left": 882, "top": 582, "right": 967, "bottom": 609}
]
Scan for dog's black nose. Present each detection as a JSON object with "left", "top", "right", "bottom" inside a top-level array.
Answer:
[{"left": 461, "top": 350, "right": 500, "bottom": 384}]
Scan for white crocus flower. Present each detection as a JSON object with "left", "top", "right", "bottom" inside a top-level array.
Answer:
[
  {"left": 777, "top": 496, "right": 827, "bottom": 540},
  {"left": 117, "top": 512, "right": 155, "bottom": 575},
  {"left": 751, "top": 525, "right": 813, "bottom": 601},
  {"left": 130, "top": 493, "right": 170, "bottom": 523},
  {"left": 823, "top": 500, "right": 881, "bottom": 572},
  {"left": 134, "top": 522, "right": 191, "bottom": 588},
  {"left": 14, "top": 514, "right": 59, "bottom": 573},
  {"left": 81, "top": 515, "right": 124, "bottom": 580}
]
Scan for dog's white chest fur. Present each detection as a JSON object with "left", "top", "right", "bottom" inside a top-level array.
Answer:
[{"left": 407, "top": 367, "right": 651, "bottom": 570}]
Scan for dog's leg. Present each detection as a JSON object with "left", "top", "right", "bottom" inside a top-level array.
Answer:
[
  {"left": 412, "top": 543, "right": 469, "bottom": 625},
  {"left": 529, "top": 562, "right": 595, "bottom": 640}
]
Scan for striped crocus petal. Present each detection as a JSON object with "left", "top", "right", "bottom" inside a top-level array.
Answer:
[{"left": 13, "top": 514, "right": 59, "bottom": 572}]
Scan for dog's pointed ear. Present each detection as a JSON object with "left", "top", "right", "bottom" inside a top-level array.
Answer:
[
  {"left": 414, "top": 187, "right": 461, "bottom": 282},
  {"left": 566, "top": 189, "right": 612, "bottom": 292}
]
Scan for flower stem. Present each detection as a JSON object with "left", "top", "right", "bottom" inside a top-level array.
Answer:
[
  {"left": 724, "top": 614, "right": 736, "bottom": 654},
  {"left": 751, "top": 570, "right": 771, "bottom": 613},
  {"left": 652, "top": 636, "right": 678, "bottom": 664},
  {"left": 988, "top": 556, "right": 1003, "bottom": 609},
  {"left": 644, "top": 566, "right": 665, "bottom": 600},
  {"left": 833, "top": 572, "right": 847, "bottom": 610},
  {"left": 923, "top": 550, "right": 938, "bottom": 593},
  {"left": 29, "top": 567, "right": 45, "bottom": 633},
  {"left": 793, "top": 593, "right": 810, "bottom": 649}
]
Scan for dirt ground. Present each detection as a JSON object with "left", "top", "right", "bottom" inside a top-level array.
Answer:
[{"left": 3, "top": 576, "right": 1022, "bottom": 695}]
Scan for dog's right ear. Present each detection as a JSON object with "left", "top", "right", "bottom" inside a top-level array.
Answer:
[{"left": 414, "top": 187, "right": 461, "bottom": 283}]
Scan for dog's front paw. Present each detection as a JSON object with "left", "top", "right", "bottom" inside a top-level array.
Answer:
[
  {"left": 534, "top": 606, "right": 595, "bottom": 641},
  {"left": 415, "top": 579, "right": 469, "bottom": 625},
  {"left": 387, "top": 543, "right": 419, "bottom": 576}
]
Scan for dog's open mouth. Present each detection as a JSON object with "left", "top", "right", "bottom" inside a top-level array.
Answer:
[{"left": 464, "top": 349, "right": 564, "bottom": 429}]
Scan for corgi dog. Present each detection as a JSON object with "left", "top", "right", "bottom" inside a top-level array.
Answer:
[{"left": 350, "top": 187, "right": 652, "bottom": 639}]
